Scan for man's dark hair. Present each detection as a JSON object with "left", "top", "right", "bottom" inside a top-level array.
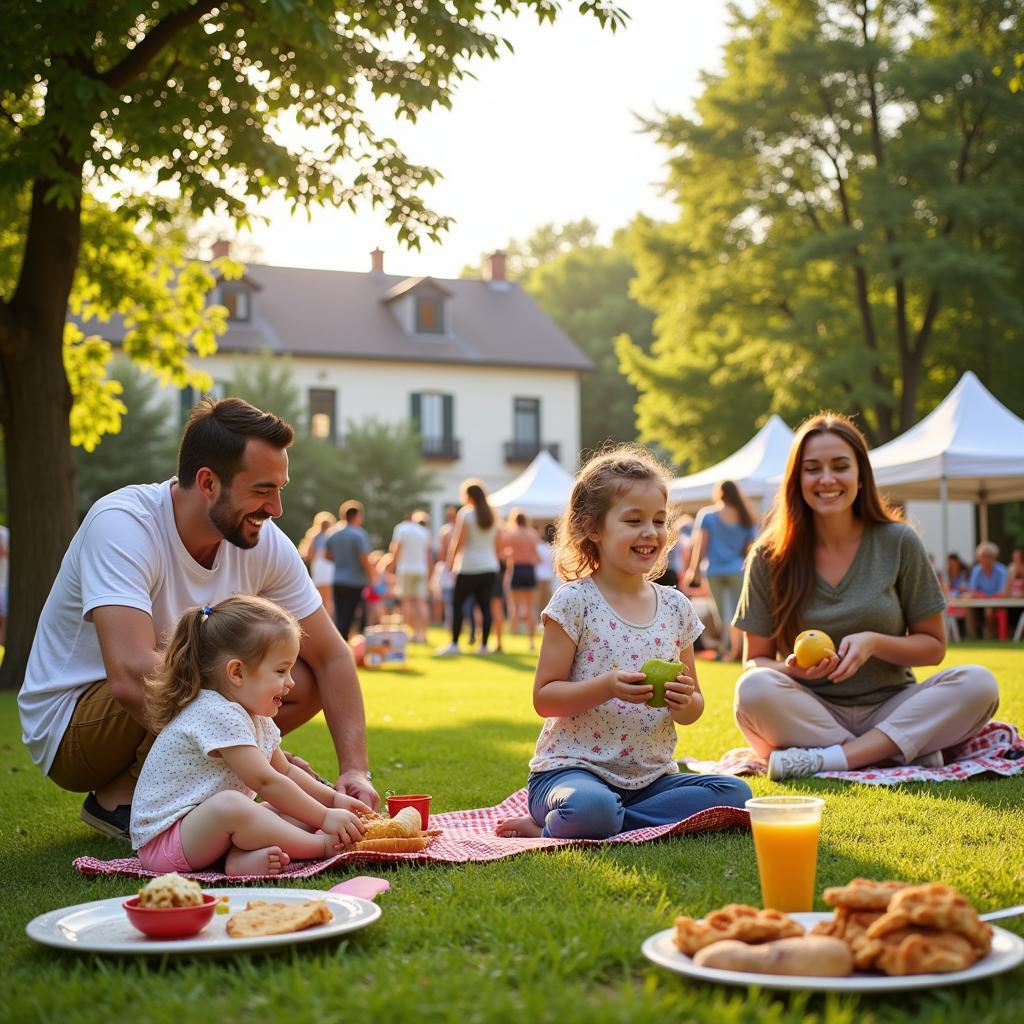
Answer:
[
  {"left": 177, "top": 397, "right": 294, "bottom": 488},
  {"left": 340, "top": 499, "right": 363, "bottom": 523}
]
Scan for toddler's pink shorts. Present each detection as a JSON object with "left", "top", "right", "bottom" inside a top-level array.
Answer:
[{"left": 137, "top": 817, "right": 195, "bottom": 873}]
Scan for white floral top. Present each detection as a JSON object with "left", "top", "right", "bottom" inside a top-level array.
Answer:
[{"left": 528, "top": 576, "right": 704, "bottom": 789}]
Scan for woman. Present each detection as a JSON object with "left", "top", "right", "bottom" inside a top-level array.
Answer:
[
  {"left": 686, "top": 480, "right": 757, "bottom": 660},
  {"left": 504, "top": 509, "right": 541, "bottom": 651},
  {"left": 298, "top": 511, "right": 336, "bottom": 622},
  {"left": 435, "top": 479, "right": 502, "bottom": 656},
  {"left": 733, "top": 412, "right": 999, "bottom": 780},
  {"left": 1004, "top": 545, "right": 1024, "bottom": 635}
]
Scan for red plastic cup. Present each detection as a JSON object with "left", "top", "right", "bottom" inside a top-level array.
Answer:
[
  {"left": 386, "top": 794, "right": 432, "bottom": 830},
  {"left": 123, "top": 893, "right": 218, "bottom": 938}
]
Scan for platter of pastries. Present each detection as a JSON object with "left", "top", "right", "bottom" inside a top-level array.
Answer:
[{"left": 642, "top": 879, "right": 1024, "bottom": 991}]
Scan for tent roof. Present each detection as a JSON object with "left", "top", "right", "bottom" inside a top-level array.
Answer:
[
  {"left": 870, "top": 371, "right": 1024, "bottom": 502},
  {"left": 668, "top": 415, "right": 793, "bottom": 509},
  {"left": 489, "top": 450, "right": 576, "bottom": 519}
]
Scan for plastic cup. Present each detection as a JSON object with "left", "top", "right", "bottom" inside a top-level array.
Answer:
[
  {"left": 387, "top": 794, "right": 432, "bottom": 830},
  {"left": 745, "top": 796, "right": 824, "bottom": 912}
]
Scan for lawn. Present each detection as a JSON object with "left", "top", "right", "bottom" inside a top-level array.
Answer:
[{"left": 3, "top": 636, "right": 1023, "bottom": 1024}]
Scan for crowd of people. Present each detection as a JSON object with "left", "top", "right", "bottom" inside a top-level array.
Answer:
[
  {"left": 942, "top": 541, "right": 1024, "bottom": 638},
  {"left": 12, "top": 395, "right": 1009, "bottom": 865},
  {"left": 297, "top": 482, "right": 557, "bottom": 656}
]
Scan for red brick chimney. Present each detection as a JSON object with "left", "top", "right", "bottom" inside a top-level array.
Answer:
[
  {"left": 211, "top": 239, "right": 231, "bottom": 260},
  {"left": 484, "top": 250, "right": 506, "bottom": 282},
  {"left": 370, "top": 247, "right": 385, "bottom": 274}
]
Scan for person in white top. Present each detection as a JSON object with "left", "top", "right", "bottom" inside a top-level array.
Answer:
[
  {"left": 435, "top": 478, "right": 502, "bottom": 656},
  {"left": 0, "top": 522, "right": 8, "bottom": 645},
  {"left": 132, "top": 595, "right": 370, "bottom": 876},
  {"left": 389, "top": 509, "right": 433, "bottom": 642},
  {"left": 18, "top": 397, "right": 378, "bottom": 842},
  {"left": 495, "top": 445, "right": 751, "bottom": 839},
  {"left": 298, "top": 511, "right": 337, "bottom": 622}
]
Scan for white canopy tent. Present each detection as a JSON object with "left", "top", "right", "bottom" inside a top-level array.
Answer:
[
  {"left": 668, "top": 415, "right": 794, "bottom": 512},
  {"left": 869, "top": 371, "right": 1024, "bottom": 558},
  {"left": 489, "top": 450, "right": 576, "bottom": 519}
]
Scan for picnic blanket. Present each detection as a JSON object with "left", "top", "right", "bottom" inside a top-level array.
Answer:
[
  {"left": 682, "top": 720, "right": 1024, "bottom": 785},
  {"left": 73, "top": 789, "right": 749, "bottom": 884}
]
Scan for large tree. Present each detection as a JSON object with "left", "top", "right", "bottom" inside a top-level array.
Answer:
[
  {"left": 618, "top": 0, "right": 1024, "bottom": 468},
  {"left": 0, "top": 0, "right": 624, "bottom": 687}
]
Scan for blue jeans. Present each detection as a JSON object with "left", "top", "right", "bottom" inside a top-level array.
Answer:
[{"left": 527, "top": 767, "right": 751, "bottom": 839}]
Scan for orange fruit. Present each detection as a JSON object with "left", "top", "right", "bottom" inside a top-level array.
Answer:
[{"left": 793, "top": 629, "right": 836, "bottom": 668}]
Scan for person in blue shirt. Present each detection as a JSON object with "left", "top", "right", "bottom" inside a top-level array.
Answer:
[
  {"left": 685, "top": 480, "right": 758, "bottom": 660},
  {"left": 967, "top": 541, "right": 1008, "bottom": 639}
]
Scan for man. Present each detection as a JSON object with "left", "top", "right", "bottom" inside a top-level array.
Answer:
[
  {"left": 18, "top": 397, "right": 378, "bottom": 841},
  {"left": 390, "top": 510, "right": 432, "bottom": 642},
  {"left": 326, "top": 500, "right": 373, "bottom": 639}
]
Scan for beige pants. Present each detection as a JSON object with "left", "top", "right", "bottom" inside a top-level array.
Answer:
[
  {"left": 48, "top": 680, "right": 155, "bottom": 793},
  {"left": 734, "top": 664, "right": 999, "bottom": 763}
]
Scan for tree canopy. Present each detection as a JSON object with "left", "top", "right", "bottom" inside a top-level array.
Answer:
[
  {"left": 618, "top": 0, "right": 1024, "bottom": 467},
  {"left": 0, "top": 0, "right": 625, "bottom": 687}
]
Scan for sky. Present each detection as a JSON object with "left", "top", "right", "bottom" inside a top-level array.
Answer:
[{"left": 236, "top": 1, "right": 733, "bottom": 278}]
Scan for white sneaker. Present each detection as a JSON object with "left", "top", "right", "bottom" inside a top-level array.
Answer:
[
  {"left": 433, "top": 643, "right": 460, "bottom": 657},
  {"left": 911, "top": 750, "right": 944, "bottom": 768},
  {"left": 475, "top": 645, "right": 493, "bottom": 656},
  {"left": 767, "top": 746, "right": 826, "bottom": 780}
]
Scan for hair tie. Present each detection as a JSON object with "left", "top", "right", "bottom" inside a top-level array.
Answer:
[{"left": 200, "top": 606, "right": 213, "bottom": 623}]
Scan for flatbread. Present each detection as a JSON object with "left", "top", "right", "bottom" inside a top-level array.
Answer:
[{"left": 226, "top": 899, "right": 333, "bottom": 938}]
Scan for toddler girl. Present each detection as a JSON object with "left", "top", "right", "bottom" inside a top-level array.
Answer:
[
  {"left": 497, "top": 446, "right": 751, "bottom": 839},
  {"left": 131, "top": 595, "right": 368, "bottom": 876}
]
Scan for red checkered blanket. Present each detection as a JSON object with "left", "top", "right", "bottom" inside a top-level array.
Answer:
[
  {"left": 682, "top": 720, "right": 1024, "bottom": 784},
  {"left": 73, "top": 790, "right": 748, "bottom": 884}
]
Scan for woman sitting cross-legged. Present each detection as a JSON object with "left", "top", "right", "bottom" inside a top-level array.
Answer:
[{"left": 733, "top": 412, "right": 1000, "bottom": 781}]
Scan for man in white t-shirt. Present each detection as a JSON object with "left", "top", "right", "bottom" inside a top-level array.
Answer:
[
  {"left": 389, "top": 510, "right": 432, "bottom": 642},
  {"left": 18, "top": 397, "right": 378, "bottom": 840}
]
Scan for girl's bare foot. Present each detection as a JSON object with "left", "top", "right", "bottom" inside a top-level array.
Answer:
[
  {"left": 225, "top": 845, "right": 290, "bottom": 876},
  {"left": 495, "top": 815, "right": 542, "bottom": 838}
]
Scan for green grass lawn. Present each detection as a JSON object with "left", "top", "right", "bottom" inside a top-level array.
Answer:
[{"left": 3, "top": 635, "right": 1023, "bottom": 1024}]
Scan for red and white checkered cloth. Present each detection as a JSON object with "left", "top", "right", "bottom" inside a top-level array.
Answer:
[
  {"left": 73, "top": 790, "right": 749, "bottom": 884},
  {"left": 682, "top": 720, "right": 1024, "bottom": 785}
]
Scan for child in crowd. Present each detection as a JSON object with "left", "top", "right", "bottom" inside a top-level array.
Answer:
[
  {"left": 496, "top": 446, "right": 751, "bottom": 839},
  {"left": 130, "top": 596, "right": 369, "bottom": 876}
]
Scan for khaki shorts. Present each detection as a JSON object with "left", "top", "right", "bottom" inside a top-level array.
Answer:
[
  {"left": 396, "top": 573, "right": 428, "bottom": 599},
  {"left": 47, "top": 680, "right": 155, "bottom": 793}
]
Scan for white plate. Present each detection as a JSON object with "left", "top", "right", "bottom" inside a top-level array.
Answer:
[
  {"left": 25, "top": 887, "right": 381, "bottom": 956},
  {"left": 641, "top": 912, "right": 1024, "bottom": 992}
]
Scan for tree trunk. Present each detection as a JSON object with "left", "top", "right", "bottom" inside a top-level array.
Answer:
[{"left": 0, "top": 172, "right": 81, "bottom": 690}]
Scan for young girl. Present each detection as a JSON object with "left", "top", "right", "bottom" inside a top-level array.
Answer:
[
  {"left": 496, "top": 447, "right": 752, "bottom": 839},
  {"left": 130, "top": 596, "right": 369, "bottom": 876}
]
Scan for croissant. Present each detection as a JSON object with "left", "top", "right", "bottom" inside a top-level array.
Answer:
[{"left": 355, "top": 806, "right": 439, "bottom": 851}]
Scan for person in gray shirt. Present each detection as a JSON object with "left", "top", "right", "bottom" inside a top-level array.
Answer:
[
  {"left": 734, "top": 413, "right": 999, "bottom": 781},
  {"left": 326, "top": 500, "right": 373, "bottom": 639}
]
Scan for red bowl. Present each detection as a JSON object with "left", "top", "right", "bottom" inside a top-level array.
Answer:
[{"left": 123, "top": 892, "right": 218, "bottom": 938}]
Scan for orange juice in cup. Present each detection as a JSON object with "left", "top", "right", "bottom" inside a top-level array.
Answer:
[{"left": 745, "top": 796, "right": 824, "bottom": 912}]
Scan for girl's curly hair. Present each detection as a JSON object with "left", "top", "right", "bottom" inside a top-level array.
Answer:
[{"left": 554, "top": 443, "right": 675, "bottom": 582}]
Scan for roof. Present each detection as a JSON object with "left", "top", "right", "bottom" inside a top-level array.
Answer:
[
  {"left": 90, "top": 262, "right": 593, "bottom": 373},
  {"left": 869, "top": 371, "right": 1024, "bottom": 502},
  {"left": 668, "top": 415, "right": 794, "bottom": 509}
]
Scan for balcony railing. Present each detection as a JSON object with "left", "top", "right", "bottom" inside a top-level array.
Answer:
[
  {"left": 420, "top": 436, "right": 461, "bottom": 460},
  {"left": 503, "top": 440, "right": 560, "bottom": 463}
]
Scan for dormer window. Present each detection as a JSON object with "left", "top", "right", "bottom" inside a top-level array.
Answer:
[
  {"left": 415, "top": 294, "right": 444, "bottom": 334},
  {"left": 221, "top": 285, "right": 251, "bottom": 322}
]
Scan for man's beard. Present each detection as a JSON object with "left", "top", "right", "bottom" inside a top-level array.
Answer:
[{"left": 209, "top": 492, "right": 261, "bottom": 549}]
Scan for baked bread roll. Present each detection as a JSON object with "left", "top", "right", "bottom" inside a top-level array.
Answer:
[{"left": 692, "top": 936, "right": 854, "bottom": 976}]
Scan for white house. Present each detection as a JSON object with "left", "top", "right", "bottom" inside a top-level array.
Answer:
[{"left": 148, "top": 247, "right": 592, "bottom": 529}]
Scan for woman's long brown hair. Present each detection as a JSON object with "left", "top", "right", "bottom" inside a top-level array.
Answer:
[{"left": 757, "top": 412, "right": 899, "bottom": 652}]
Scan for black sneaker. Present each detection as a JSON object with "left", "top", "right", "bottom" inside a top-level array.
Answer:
[{"left": 80, "top": 792, "right": 132, "bottom": 842}]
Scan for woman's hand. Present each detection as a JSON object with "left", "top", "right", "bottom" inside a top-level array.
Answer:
[
  {"left": 783, "top": 650, "right": 841, "bottom": 682},
  {"left": 827, "top": 632, "right": 877, "bottom": 682},
  {"left": 604, "top": 669, "right": 652, "bottom": 704}
]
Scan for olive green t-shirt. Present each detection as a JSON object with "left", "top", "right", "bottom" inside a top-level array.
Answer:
[{"left": 734, "top": 522, "right": 947, "bottom": 706}]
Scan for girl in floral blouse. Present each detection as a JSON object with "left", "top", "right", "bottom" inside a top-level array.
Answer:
[{"left": 496, "top": 446, "right": 750, "bottom": 839}]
